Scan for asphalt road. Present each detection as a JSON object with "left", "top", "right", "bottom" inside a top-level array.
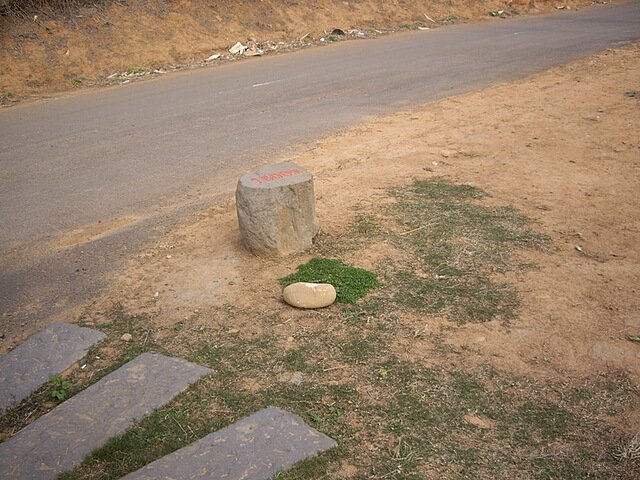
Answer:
[{"left": 1, "top": 1, "right": 639, "bottom": 343}]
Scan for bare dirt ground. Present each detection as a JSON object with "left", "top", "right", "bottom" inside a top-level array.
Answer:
[
  {"left": 79, "top": 40, "right": 640, "bottom": 393},
  {"left": 0, "top": 0, "right": 624, "bottom": 102}
]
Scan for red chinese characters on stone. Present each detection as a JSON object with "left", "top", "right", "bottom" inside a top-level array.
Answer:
[{"left": 250, "top": 169, "right": 302, "bottom": 184}]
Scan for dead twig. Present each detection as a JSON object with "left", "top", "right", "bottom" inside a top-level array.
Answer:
[{"left": 398, "top": 225, "right": 427, "bottom": 236}]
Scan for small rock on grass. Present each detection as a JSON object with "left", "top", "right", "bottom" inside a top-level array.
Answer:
[
  {"left": 277, "top": 372, "right": 304, "bottom": 384},
  {"left": 290, "top": 372, "right": 304, "bottom": 384},
  {"left": 121, "top": 333, "right": 132, "bottom": 342},
  {"left": 283, "top": 282, "right": 336, "bottom": 309}
]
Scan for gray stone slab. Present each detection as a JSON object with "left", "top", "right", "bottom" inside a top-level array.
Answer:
[
  {"left": 121, "top": 406, "right": 336, "bottom": 480},
  {"left": 0, "top": 322, "right": 106, "bottom": 412},
  {"left": 0, "top": 353, "right": 212, "bottom": 480}
]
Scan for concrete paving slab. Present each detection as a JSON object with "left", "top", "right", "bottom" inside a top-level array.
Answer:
[
  {"left": 0, "top": 353, "right": 212, "bottom": 480},
  {"left": 121, "top": 406, "right": 336, "bottom": 480},
  {"left": 0, "top": 322, "right": 106, "bottom": 412}
]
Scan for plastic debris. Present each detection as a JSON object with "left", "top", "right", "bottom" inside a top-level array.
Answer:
[{"left": 229, "top": 42, "right": 247, "bottom": 55}]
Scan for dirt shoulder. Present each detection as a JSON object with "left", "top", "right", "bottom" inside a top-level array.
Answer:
[{"left": 0, "top": 0, "right": 624, "bottom": 103}]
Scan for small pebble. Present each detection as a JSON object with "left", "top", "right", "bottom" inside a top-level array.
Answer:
[
  {"left": 121, "top": 333, "right": 132, "bottom": 342},
  {"left": 290, "top": 372, "right": 304, "bottom": 384}
]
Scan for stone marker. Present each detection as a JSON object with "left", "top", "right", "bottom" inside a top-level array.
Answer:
[
  {"left": 0, "top": 353, "right": 212, "bottom": 480},
  {"left": 120, "top": 406, "right": 336, "bottom": 480},
  {"left": 283, "top": 282, "right": 337, "bottom": 309},
  {"left": 0, "top": 322, "right": 106, "bottom": 412},
  {"left": 236, "top": 161, "right": 319, "bottom": 256}
]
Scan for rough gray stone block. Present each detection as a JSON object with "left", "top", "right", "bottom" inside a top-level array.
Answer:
[
  {"left": 236, "top": 161, "right": 319, "bottom": 255},
  {"left": 121, "top": 406, "right": 336, "bottom": 480},
  {"left": 0, "top": 322, "right": 106, "bottom": 412},
  {"left": 0, "top": 353, "right": 212, "bottom": 480}
]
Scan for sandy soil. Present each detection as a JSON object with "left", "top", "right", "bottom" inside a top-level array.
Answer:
[
  {"left": 0, "top": 0, "right": 623, "bottom": 101},
  {"left": 60, "top": 39, "right": 640, "bottom": 401}
]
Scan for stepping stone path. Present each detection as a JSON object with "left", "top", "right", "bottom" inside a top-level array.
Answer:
[
  {"left": 121, "top": 406, "right": 337, "bottom": 480},
  {"left": 0, "top": 353, "right": 212, "bottom": 480},
  {"left": 0, "top": 322, "right": 106, "bottom": 412},
  {"left": 0, "top": 324, "right": 336, "bottom": 480}
]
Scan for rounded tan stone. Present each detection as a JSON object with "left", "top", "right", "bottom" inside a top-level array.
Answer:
[{"left": 282, "top": 282, "right": 337, "bottom": 309}]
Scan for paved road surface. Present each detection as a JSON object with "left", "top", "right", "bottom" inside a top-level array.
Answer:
[{"left": 1, "top": 1, "right": 639, "bottom": 345}]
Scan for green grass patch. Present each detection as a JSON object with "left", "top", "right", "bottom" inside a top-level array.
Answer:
[
  {"left": 439, "top": 15, "right": 466, "bottom": 23},
  {"left": 380, "top": 178, "right": 548, "bottom": 323},
  {"left": 279, "top": 258, "right": 379, "bottom": 303}
]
